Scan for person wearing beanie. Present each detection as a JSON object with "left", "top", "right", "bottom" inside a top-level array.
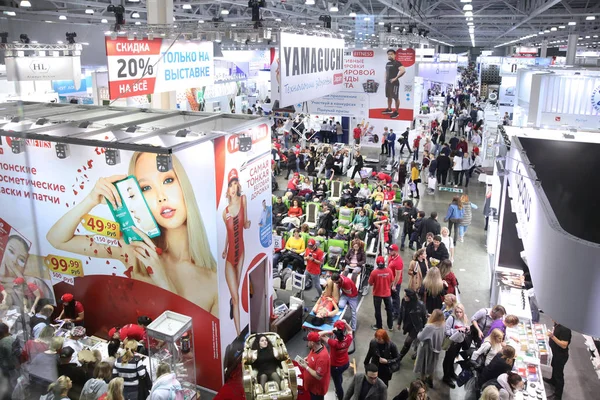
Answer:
[
  {"left": 302, "top": 331, "right": 331, "bottom": 399},
  {"left": 58, "top": 293, "right": 85, "bottom": 326},
  {"left": 397, "top": 289, "right": 428, "bottom": 363},
  {"left": 368, "top": 256, "right": 395, "bottom": 331}
]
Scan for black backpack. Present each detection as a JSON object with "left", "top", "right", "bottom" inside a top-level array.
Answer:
[{"left": 481, "top": 378, "right": 502, "bottom": 392}]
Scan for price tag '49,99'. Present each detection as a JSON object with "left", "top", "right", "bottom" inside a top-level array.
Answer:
[
  {"left": 45, "top": 255, "right": 84, "bottom": 277},
  {"left": 82, "top": 214, "right": 120, "bottom": 239}
]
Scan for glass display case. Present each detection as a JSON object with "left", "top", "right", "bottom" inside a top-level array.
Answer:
[{"left": 146, "top": 311, "right": 198, "bottom": 400}]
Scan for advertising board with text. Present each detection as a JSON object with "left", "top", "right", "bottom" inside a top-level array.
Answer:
[
  {"left": 272, "top": 32, "right": 345, "bottom": 107},
  {"left": 309, "top": 48, "right": 416, "bottom": 122},
  {"left": 0, "top": 138, "right": 223, "bottom": 390},
  {"left": 105, "top": 38, "right": 214, "bottom": 99},
  {"left": 5, "top": 56, "right": 82, "bottom": 87},
  {"left": 214, "top": 124, "right": 273, "bottom": 380}
]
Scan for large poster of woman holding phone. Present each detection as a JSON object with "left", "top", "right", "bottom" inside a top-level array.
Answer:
[
  {"left": 222, "top": 168, "right": 251, "bottom": 335},
  {"left": 46, "top": 152, "right": 218, "bottom": 316}
]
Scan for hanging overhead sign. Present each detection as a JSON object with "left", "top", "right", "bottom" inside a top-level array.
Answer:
[
  {"left": 272, "top": 32, "right": 345, "bottom": 107},
  {"left": 5, "top": 56, "right": 82, "bottom": 88},
  {"left": 105, "top": 38, "right": 214, "bottom": 100},
  {"left": 417, "top": 62, "right": 458, "bottom": 85}
]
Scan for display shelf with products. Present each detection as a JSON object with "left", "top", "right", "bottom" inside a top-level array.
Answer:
[
  {"left": 146, "top": 311, "right": 198, "bottom": 400},
  {"left": 505, "top": 321, "right": 553, "bottom": 400}
]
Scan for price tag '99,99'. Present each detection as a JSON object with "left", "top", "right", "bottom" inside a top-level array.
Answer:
[
  {"left": 45, "top": 255, "right": 84, "bottom": 277},
  {"left": 82, "top": 214, "right": 120, "bottom": 239}
]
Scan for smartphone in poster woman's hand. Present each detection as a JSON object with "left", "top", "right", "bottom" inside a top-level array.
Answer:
[{"left": 106, "top": 175, "right": 161, "bottom": 244}]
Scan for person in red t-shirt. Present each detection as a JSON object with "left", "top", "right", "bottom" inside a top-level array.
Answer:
[
  {"left": 353, "top": 124, "right": 364, "bottom": 145},
  {"left": 58, "top": 293, "right": 85, "bottom": 325},
  {"left": 387, "top": 244, "right": 404, "bottom": 319},
  {"left": 319, "top": 320, "right": 353, "bottom": 400},
  {"left": 302, "top": 331, "right": 331, "bottom": 399},
  {"left": 13, "top": 277, "right": 42, "bottom": 314},
  {"left": 369, "top": 256, "right": 395, "bottom": 331},
  {"left": 331, "top": 273, "right": 359, "bottom": 330},
  {"left": 304, "top": 239, "right": 324, "bottom": 301},
  {"left": 376, "top": 171, "right": 393, "bottom": 184}
]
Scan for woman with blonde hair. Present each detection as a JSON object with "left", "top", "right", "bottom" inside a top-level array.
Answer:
[
  {"left": 420, "top": 267, "right": 444, "bottom": 314},
  {"left": 458, "top": 193, "right": 478, "bottom": 242},
  {"left": 21, "top": 325, "right": 54, "bottom": 362},
  {"left": 438, "top": 259, "right": 458, "bottom": 295},
  {"left": 113, "top": 340, "right": 146, "bottom": 400},
  {"left": 471, "top": 328, "right": 504, "bottom": 368},
  {"left": 99, "top": 377, "right": 125, "bottom": 400},
  {"left": 440, "top": 227, "right": 455, "bottom": 262},
  {"left": 440, "top": 294, "right": 457, "bottom": 319},
  {"left": 480, "top": 385, "right": 500, "bottom": 400},
  {"left": 45, "top": 375, "right": 72, "bottom": 400},
  {"left": 414, "top": 309, "right": 446, "bottom": 388},
  {"left": 441, "top": 303, "right": 470, "bottom": 388},
  {"left": 408, "top": 249, "right": 429, "bottom": 293},
  {"left": 47, "top": 153, "right": 218, "bottom": 316}
]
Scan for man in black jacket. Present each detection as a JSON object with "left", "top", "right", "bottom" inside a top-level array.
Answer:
[
  {"left": 418, "top": 212, "right": 441, "bottom": 245},
  {"left": 350, "top": 150, "right": 364, "bottom": 180},
  {"left": 272, "top": 197, "right": 288, "bottom": 227},
  {"left": 324, "top": 148, "right": 335, "bottom": 179},
  {"left": 399, "top": 127, "right": 412, "bottom": 154},
  {"left": 436, "top": 152, "right": 451, "bottom": 186},
  {"left": 398, "top": 200, "right": 417, "bottom": 251},
  {"left": 397, "top": 289, "right": 427, "bottom": 362},
  {"left": 426, "top": 235, "right": 449, "bottom": 263}
]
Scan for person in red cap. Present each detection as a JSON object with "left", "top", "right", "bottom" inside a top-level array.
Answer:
[
  {"left": 302, "top": 331, "right": 330, "bottom": 399},
  {"left": 58, "top": 293, "right": 84, "bottom": 325},
  {"left": 377, "top": 171, "right": 393, "bottom": 185},
  {"left": 387, "top": 244, "right": 404, "bottom": 319},
  {"left": 13, "top": 276, "right": 42, "bottom": 314},
  {"left": 369, "top": 256, "right": 395, "bottom": 331},
  {"left": 318, "top": 320, "right": 353, "bottom": 400},
  {"left": 222, "top": 167, "right": 251, "bottom": 336},
  {"left": 304, "top": 239, "right": 325, "bottom": 301}
]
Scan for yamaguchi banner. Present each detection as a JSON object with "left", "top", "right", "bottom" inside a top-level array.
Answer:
[
  {"left": 0, "top": 138, "right": 222, "bottom": 390},
  {"left": 105, "top": 38, "right": 214, "bottom": 99},
  {"left": 309, "top": 48, "right": 416, "bottom": 121},
  {"left": 214, "top": 124, "right": 273, "bottom": 378},
  {"left": 273, "top": 32, "right": 345, "bottom": 107}
]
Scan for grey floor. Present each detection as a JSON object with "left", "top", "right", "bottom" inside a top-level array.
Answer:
[{"left": 273, "top": 144, "right": 600, "bottom": 400}]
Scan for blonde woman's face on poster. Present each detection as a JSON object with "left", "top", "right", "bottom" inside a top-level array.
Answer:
[{"left": 134, "top": 153, "right": 187, "bottom": 230}]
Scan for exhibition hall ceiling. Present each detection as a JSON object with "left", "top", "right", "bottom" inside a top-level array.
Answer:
[{"left": 0, "top": 0, "right": 599, "bottom": 48}]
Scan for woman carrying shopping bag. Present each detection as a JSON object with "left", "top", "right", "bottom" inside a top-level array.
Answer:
[{"left": 414, "top": 310, "right": 446, "bottom": 388}]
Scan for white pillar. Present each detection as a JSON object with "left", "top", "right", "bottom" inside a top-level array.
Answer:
[
  {"left": 147, "top": 0, "right": 177, "bottom": 110},
  {"left": 540, "top": 40, "right": 548, "bottom": 58},
  {"left": 566, "top": 33, "right": 577, "bottom": 66}
]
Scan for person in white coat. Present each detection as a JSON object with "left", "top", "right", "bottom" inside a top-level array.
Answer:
[{"left": 147, "top": 363, "right": 184, "bottom": 400}]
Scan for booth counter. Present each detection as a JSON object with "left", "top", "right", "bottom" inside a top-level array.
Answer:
[{"left": 0, "top": 102, "right": 274, "bottom": 393}]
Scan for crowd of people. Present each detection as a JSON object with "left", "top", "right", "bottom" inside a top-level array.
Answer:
[{"left": 0, "top": 293, "right": 186, "bottom": 400}]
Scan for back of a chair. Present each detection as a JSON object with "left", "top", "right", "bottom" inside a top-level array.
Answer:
[
  {"left": 327, "top": 246, "right": 343, "bottom": 266},
  {"left": 331, "top": 181, "right": 342, "bottom": 198},
  {"left": 305, "top": 202, "right": 320, "bottom": 224},
  {"left": 328, "top": 238, "right": 349, "bottom": 254},
  {"left": 338, "top": 208, "right": 353, "bottom": 227}
]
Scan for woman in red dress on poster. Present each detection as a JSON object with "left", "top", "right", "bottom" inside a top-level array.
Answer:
[{"left": 222, "top": 169, "right": 251, "bottom": 336}]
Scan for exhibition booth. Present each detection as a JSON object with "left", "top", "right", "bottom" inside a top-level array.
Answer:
[
  {"left": 0, "top": 102, "right": 274, "bottom": 395},
  {"left": 484, "top": 124, "right": 600, "bottom": 398},
  {"left": 513, "top": 67, "right": 600, "bottom": 129}
]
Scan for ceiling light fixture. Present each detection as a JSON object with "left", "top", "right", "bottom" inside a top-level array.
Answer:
[
  {"left": 198, "top": 19, "right": 205, "bottom": 23},
  {"left": 559, "top": 25, "right": 565, "bottom": 29},
  {"left": 221, "top": 9, "right": 229, "bottom": 15},
  {"left": 4, "top": 11, "right": 16, "bottom": 16},
  {"left": 182, "top": 4, "right": 192, "bottom": 9},
  {"left": 586, "top": 16, "right": 595, "bottom": 21},
  {"left": 539, "top": 31, "right": 544, "bottom": 34},
  {"left": 467, "top": 22, "right": 473, "bottom": 26},
  {"left": 349, "top": 11, "right": 356, "bottom": 17},
  {"left": 305, "top": 0, "right": 315, "bottom": 5},
  {"left": 131, "top": 12, "right": 140, "bottom": 18},
  {"left": 466, "top": 17, "right": 473, "bottom": 21},
  {"left": 544, "top": 29, "right": 550, "bottom": 33},
  {"left": 59, "top": 15, "right": 67, "bottom": 20},
  {"left": 329, "top": 3, "right": 339, "bottom": 12},
  {"left": 550, "top": 27, "right": 557, "bottom": 31},
  {"left": 20, "top": 0, "right": 31, "bottom": 7},
  {"left": 85, "top": 7, "right": 94, "bottom": 14},
  {"left": 463, "top": 4, "right": 473, "bottom": 11},
  {"left": 364, "top": 17, "right": 370, "bottom": 21},
  {"left": 275, "top": 18, "right": 281, "bottom": 22},
  {"left": 461, "top": 0, "right": 472, "bottom": 2},
  {"left": 464, "top": 11, "right": 473, "bottom": 17},
  {"left": 378, "top": 21, "right": 384, "bottom": 26},
  {"left": 568, "top": 21, "right": 576, "bottom": 26},
  {"left": 101, "top": 18, "right": 108, "bottom": 23}
]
